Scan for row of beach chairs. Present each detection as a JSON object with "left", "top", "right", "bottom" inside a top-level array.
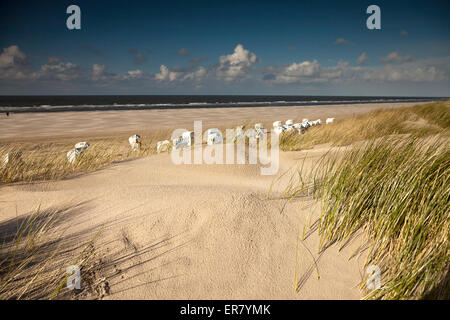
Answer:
[{"left": 2, "top": 118, "right": 337, "bottom": 165}]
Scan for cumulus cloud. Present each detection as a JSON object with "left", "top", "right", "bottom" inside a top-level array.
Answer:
[
  {"left": 38, "top": 58, "right": 80, "bottom": 81},
  {"left": 334, "top": 38, "right": 348, "bottom": 45},
  {"left": 155, "top": 65, "right": 180, "bottom": 81},
  {"left": 125, "top": 69, "right": 143, "bottom": 79},
  {"left": 263, "top": 56, "right": 449, "bottom": 85},
  {"left": 0, "top": 45, "right": 31, "bottom": 80},
  {"left": 381, "top": 51, "right": 413, "bottom": 63},
  {"left": 183, "top": 66, "right": 207, "bottom": 82},
  {"left": 216, "top": 44, "right": 259, "bottom": 81},
  {"left": 264, "top": 60, "right": 357, "bottom": 84},
  {"left": 92, "top": 64, "right": 106, "bottom": 80},
  {"left": 177, "top": 48, "right": 190, "bottom": 56},
  {"left": 270, "top": 60, "right": 320, "bottom": 83},
  {"left": 0, "top": 45, "right": 27, "bottom": 69},
  {"left": 357, "top": 52, "right": 368, "bottom": 65},
  {"left": 1, "top": 44, "right": 448, "bottom": 94},
  {"left": 363, "top": 58, "right": 449, "bottom": 82}
]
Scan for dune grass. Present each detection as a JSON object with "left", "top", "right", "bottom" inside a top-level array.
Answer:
[
  {"left": 308, "top": 136, "right": 449, "bottom": 299},
  {"left": 0, "top": 130, "right": 172, "bottom": 185},
  {"left": 276, "top": 101, "right": 450, "bottom": 299},
  {"left": 279, "top": 100, "right": 449, "bottom": 151},
  {"left": 0, "top": 205, "right": 100, "bottom": 299}
]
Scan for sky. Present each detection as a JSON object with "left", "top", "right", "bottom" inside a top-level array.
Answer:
[{"left": 0, "top": 0, "right": 449, "bottom": 96}]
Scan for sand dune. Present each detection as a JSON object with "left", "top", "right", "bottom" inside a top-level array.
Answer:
[
  {"left": 1, "top": 102, "right": 405, "bottom": 299},
  {"left": 0, "top": 145, "right": 365, "bottom": 299}
]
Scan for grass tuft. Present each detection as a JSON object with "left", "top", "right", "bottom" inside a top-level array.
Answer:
[
  {"left": 0, "top": 205, "right": 99, "bottom": 299},
  {"left": 309, "top": 135, "right": 449, "bottom": 299}
]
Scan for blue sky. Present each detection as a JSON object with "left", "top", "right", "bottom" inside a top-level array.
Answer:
[{"left": 0, "top": 0, "right": 449, "bottom": 96}]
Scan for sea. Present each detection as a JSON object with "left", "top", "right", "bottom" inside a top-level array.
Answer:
[{"left": 0, "top": 95, "right": 445, "bottom": 113}]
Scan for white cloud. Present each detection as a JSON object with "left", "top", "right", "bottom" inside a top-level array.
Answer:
[
  {"left": 265, "top": 60, "right": 358, "bottom": 84},
  {"left": 363, "top": 58, "right": 449, "bottom": 82},
  {"left": 183, "top": 66, "right": 207, "bottom": 81},
  {"left": 264, "top": 57, "right": 449, "bottom": 85},
  {"left": 0, "top": 45, "right": 30, "bottom": 79},
  {"left": 216, "top": 44, "right": 259, "bottom": 81},
  {"left": 38, "top": 59, "right": 80, "bottom": 81},
  {"left": 0, "top": 44, "right": 448, "bottom": 94},
  {"left": 381, "top": 51, "right": 413, "bottom": 63},
  {"left": 357, "top": 52, "right": 368, "bottom": 65},
  {"left": 155, "top": 65, "right": 181, "bottom": 81},
  {"left": 92, "top": 64, "right": 106, "bottom": 80},
  {"left": 271, "top": 60, "right": 320, "bottom": 83},
  {"left": 125, "top": 69, "right": 143, "bottom": 79},
  {"left": 0, "top": 45, "right": 26, "bottom": 68}
]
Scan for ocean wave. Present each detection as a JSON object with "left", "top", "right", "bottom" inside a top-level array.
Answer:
[{"left": 0, "top": 98, "right": 440, "bottom": 113}]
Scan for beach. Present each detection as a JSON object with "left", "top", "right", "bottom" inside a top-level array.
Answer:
[
  {"left": 2, "top": 0, "right": 449, "bottom": 304},
  {"left": 0, "top": 100, "right": 447, "bottom": 300},
  {"left": 0, "top": 102, "right": 421, "bottom": 141},
  {"left": 0, "top": 145, "right": 365, "bottom": 299}
]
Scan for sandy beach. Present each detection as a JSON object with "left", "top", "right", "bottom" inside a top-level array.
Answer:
[
  {"left": 0, "top": 100, "right": 446, "bottom": 300},
  {"left": 2, "top": 0, "right": 448, "bottom": 304},
  {"left": 0, "top": 145, "right": 365, "bottom": 299},
  {"left": 0, "top": 102, "right": 420, "bottom": 141},
  {"left": 0, "top": 102, "right": 387, "bottom": 299}
]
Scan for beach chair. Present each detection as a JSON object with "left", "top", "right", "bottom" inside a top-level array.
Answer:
[
  {"left": 233, "top": 125, "right": 245, "bottom": 143},
  {"left": 129, "top": 134, "right": 142, "bottom": 151},
  {"left": 285, "top": 119, "right": 294, "bottom": 126},
  {"left": 173, "top": 131, "right": 194, "bottom": 150},
  {"left": 254, "top": 123, "right": 266, "bottom": 140},
  {"left": 207, "top": 128, "right": 223, "bottom": 145},
  {"left": 157, "top": 140, "right": 171, "bottom": 153},
  {"left": 273, "top": 121, "right": 282, "bottom": 128},
  {"left": 274, "top": 126, "right": 287, "bottom": 135},
  {"left": 67, "top": 142, "right": 90, "bottom": 164}
]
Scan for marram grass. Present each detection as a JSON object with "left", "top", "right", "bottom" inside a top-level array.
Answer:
[
  {"left": 311, "top": 136, "right": 449, "bottom": 299},
  {"left": 279, "top": 100, "right": 450, "bottom": 151},
  {"left": 0, "top": 205, "right": 100, "bottom": 299}
]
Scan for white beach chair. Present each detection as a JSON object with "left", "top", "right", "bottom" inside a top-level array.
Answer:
[
  {"left": 233, "top": 125, "right": 245, "bottom": 143},
  {"left": 67, "top": 142, "right": 90, "bottom": 164},
  {"left": 285, "top": 119, "right": 294, "bottom": 126},
  {"left": 273, "top": 121, "right": 282, "bottom": 128},
  {"left": 129, "top": 134, "right": 141, "bottom": 151},
  {"left": 183, "top": 131, "right": 194, "bottom": 146},
  {"left": 207, "top": 128, "right": 223, "bottom": 145},
  {"left": 157, "top": 140, "right": 170, "bottom": 153},
  {"left": 173, "top": 131, "right": 194, "bottom": 150},
  {"left": 254, "top": 123, "right": 266, "bottom": 139},
  {"left": 274, "top": 126, "right": 287, "bottom": 135}
]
